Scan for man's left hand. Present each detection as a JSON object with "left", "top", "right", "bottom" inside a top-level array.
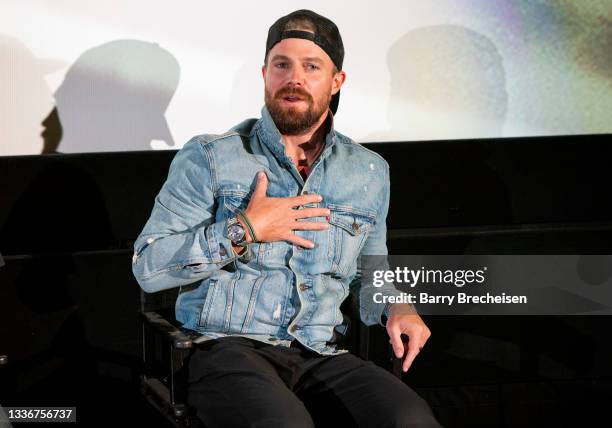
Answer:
[{"left": 386, "top": 304, "right": 431, "bottom": 373}]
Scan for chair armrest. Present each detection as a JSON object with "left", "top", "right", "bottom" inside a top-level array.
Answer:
[{"left": 141, "top": 311, "right": 197, "bottom": 349}]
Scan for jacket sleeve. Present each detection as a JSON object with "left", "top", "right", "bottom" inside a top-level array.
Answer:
[
  {"left": 349, "top": 160, "right": 407, "bottom": 326},
  {"left": 132, "top": 137, "right": 252, "bottom": 293}
]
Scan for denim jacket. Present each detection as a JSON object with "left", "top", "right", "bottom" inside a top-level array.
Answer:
[{"left": 132, "top": 106, "right": 403, "bottom": 355}]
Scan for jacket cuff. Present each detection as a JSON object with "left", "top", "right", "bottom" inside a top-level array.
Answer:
[
  {"left": 204, "top": 219, "right": 254, "bottom": 263},
  {"left": 376, "top": 288, "right": 408, "bottom": 327}
]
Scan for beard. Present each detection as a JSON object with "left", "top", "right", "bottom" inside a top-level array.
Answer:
[{"left": 265, "top": 86, "right": 331, "bottom": 135}]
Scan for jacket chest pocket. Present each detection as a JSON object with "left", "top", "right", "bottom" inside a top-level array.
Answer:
[
  {"left": 216, "top": 189, "right": 249, "bottom": 221},
  {"left": 327, "top": 205, "right": 376, "bottom": 276}
]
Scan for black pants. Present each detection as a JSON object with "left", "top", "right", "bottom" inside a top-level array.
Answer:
[{"left": 186, "top": 336, "right": 441, "bottom": 428}]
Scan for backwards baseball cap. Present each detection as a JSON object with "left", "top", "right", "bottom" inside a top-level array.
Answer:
[{"left": 265, "top": 9, "right": 344, "bottom": 115}]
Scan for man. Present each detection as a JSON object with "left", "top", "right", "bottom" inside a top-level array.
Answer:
[{"left": 133, "top": 9, "right": 440, "bottom": 427}]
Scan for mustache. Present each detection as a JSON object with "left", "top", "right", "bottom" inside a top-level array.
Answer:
[{"left": 275, "top": 87, "right": 312, "bottom": 101}]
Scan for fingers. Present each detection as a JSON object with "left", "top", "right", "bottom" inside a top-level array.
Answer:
[
  {"left": 251, "top": 174, "right": 323, "bottom": 211},
  {"left": 402, "top": 338, "right": 422, "bottom": 373},
  {"left": 292, "top": 221, "right": 329, "bottom": 231},
  {"left": 285, "top": 235, "right": 315, "bottom": 249},
  {"left": 288, "top": 193, "right": 323, "bottom": 208},
  {"left": 401, "top": 329, "right": 431, "bottom": 372},
  {"left": 387, "top": 323, "right": 405, "bottom": 359},
  {"left": 252, "top": 171, "right": 269, "bottom": 200},
  {"left": 292, "top": 207, "right": 330, "bottom": 220},
  {"left": 387, "top": 317, "right": 432, "bottom": 373}
]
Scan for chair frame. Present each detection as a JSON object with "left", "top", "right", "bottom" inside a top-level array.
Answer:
[
  {"left": 140, "top": 289, "right": 204, "bottom": 427},
  {"left": 139, "top": 288, "right": 397, "bottom": 427}
]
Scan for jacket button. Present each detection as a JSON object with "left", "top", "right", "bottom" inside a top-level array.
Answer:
[
  {"left": 352, "top": 221, "right": 360, "bottom": 232},
  {"left": 289, "top": 325, "right": 297, "bottom": 333},
  {"left": 299, "top": 283, "right": 307, "bottom": 291},
  {"left": 303, "top": 190, "right": 309, "bottom": 195}
]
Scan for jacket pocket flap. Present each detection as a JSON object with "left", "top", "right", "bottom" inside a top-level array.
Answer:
[{"left": 328, "top": 205, "right": 376, "bottom": 236}]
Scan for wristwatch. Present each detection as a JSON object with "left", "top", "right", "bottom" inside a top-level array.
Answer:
[{"left": 227, "top": 216, "right": 248, "bottom": 247}]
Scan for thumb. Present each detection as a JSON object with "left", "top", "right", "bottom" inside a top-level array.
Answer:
[{"left": 252, "top": 171, "right": 268, "bottom": 199}]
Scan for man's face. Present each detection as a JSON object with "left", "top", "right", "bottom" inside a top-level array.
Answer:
[{"left": 263, "top": 38, "right": 345, "bottom": 135}]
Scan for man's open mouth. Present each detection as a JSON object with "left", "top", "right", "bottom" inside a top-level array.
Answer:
[{"left": 283, "top": 96, "right": 303, "bottom": 102}]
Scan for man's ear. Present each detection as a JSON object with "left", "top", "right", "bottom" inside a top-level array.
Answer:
[
  {"left": 331, "top": 70, "right": 346, "bottom": 95},
  {"left": 262, "top": 64, "right": 267, "bottom": 81}
]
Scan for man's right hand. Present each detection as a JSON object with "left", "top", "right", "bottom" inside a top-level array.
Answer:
[{"left": 241, "top": 171, "right": 329, "bottom": 248}]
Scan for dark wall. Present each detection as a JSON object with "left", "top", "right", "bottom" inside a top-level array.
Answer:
[{"left": 2, "top": 134, "right": 612, "bottom": 426}]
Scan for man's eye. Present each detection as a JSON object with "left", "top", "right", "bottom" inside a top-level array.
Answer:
[
  {"left": 306, "top": 64, "right": 320, "bottom": 71},
  {"left": 275, "top": 62, "right": 288, "bottom": 69}
]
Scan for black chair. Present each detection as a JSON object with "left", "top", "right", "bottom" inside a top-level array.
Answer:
[
  {"left": 140, "top": 287, "right": 203, "bottom": 427},
  {"left": 139, "top": 286, "right": 398, "bottom": 428}
]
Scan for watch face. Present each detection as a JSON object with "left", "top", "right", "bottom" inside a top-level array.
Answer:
[{"left": 228, "top": 223, "right": 245, "bottom": 242}]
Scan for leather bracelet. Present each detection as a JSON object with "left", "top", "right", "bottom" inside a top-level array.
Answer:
[{"left": 237, "top": 211, "right": 258, "bottom": 243}]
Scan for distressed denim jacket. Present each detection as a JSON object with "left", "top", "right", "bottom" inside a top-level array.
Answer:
[{"left": 132, "top": 106, "right": 403, "bottom": 355}]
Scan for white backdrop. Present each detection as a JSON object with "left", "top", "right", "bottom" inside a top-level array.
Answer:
[{"left": 2, "top": 0, "right": 611, "bottom": 155}]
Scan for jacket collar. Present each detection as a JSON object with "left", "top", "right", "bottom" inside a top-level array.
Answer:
[{"left": 257, "top": 105, "right": 337, "bottom": 162}]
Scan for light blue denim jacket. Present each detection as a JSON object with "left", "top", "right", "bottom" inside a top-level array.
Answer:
[{"left": 132, "top": 106, "right": 403, "bottom": 354}]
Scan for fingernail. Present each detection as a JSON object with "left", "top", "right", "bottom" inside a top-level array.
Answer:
[
  {"left": 258, "top": 171, "right": 264, "bottom": 178},
  {"left": 317, "top": 195, "right": 323, "bottom": 201}
]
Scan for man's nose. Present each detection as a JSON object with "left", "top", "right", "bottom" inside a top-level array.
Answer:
[{"left": 287, "top": 66, "right": 304, "bottom": 85}]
